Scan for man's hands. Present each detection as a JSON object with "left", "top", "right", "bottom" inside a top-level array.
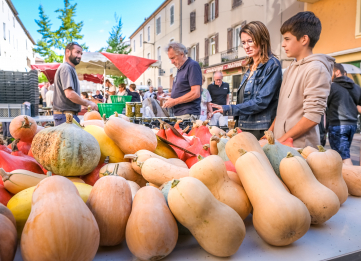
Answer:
[
  {"left": 162, "top": 98, "right": 177, "bottom": 108},
  {"left": 86, "top": 100, "right": 98, "bottom": 111},
  {"left": 210, "top": 103, "right": 223, "bottom": 114}
]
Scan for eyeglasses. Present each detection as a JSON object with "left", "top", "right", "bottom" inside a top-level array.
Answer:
[{"left": 241, "top": 40, "right": 255, "bottom": 47}]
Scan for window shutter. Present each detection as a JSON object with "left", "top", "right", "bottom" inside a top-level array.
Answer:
[
  {"left": 205, "top": 38, "right": 209, "bottom": 57},
  {"left": 215, "top": 33, "right": 219, "bottom": 54},
  {"left": 187, "top": 47, "right": 191, "bottom": 57},
  {"left": 232, "top": 0, "right": 243, "bottom": 9},
  {"left": 196, "top": 43, "right": 199, "bottom": 62},
  {"left": 204, "top": 3, "right": 209, "bottom": 24},
  {"left": 190, "top": 12, "right": 196, "bottom": 32},
  {"left": 227, "top": 28, "right": 233, "bottom": 51},
  {"left": 215, "top": 0, "right": 219, "bottom": 18}
]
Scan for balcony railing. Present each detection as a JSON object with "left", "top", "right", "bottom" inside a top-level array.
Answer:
[
  {"left": 198, "top": 56, "right": 209, "bottom": 68},
  {"left": 221, "top": 47, "right": 238, "bottom": 63}
]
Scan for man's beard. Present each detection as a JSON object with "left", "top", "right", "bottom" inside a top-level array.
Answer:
[{"left": 69, "top": 54, "right": 81, "bottom": 65}]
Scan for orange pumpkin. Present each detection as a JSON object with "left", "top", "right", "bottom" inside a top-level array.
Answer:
[
  {"left": 83, "top": 106, "right": 102, "bottom": 121},
  {"left": 9, "top": 115, "right": 37, "bottom": 143}
]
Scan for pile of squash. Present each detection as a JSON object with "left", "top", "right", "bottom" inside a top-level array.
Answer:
[{"left": 1, "top": 112, "right": 361, "bottom": 260}]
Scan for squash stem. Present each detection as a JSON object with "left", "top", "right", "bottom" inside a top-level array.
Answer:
[
  {"left": 21, "top": 116, "right": 32, "bottom": 128},
  {"left": 238, "top": 149, "right": 248, "bottom": 157},
  {"left": 203, "top": 144, "right": 210, "bottom": 150},
  {"left": 66, "top": 113, "right": 73, "bottom": 124},
  {"left": 197, "top": 155, "right": 204, "bottom": 161},
  {"left": 114, "top": 111, "right": 119, "bottom": 117},
  {"left": 317, "top": 145, "right": 326, "bottom": 152},
  {"left": 103, "top": 114, "right": 107, "bottom": 123},
  {"left": 210, "top": 135, "right": 220, "bottom": 143},
  {"left": 0, "top": 137, "right": 4, "bottom": 145},
  {"left": 11, "top": 139, "right": 20, "bottom": 152},
  {"left": 87, "top": 105, "right": 91, "bottom": 112},
  {"left": 202, "top": 120, "right": 209, "bottom": 126},
  {"left": 264, "top": 131, "right": 275, "bottom": 145},
  {"left": 183, "top": 125, "right": 190, "bottom": 132},
  {"left": 286, "top": 152, "right": 294, "bottom": 158},
  {"left": 124, "top": 154, "right": 138, "bottom": 161},
  {"left": 0, "top": 168, "right": 10, "bottom": 182},
  {"left": 297, "top": 149, "right": 303, "bottom": 154},
  {"left": 171, "top": 179, "right": 180, "bottom": 188}
]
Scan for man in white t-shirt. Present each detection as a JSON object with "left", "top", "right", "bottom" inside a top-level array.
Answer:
[
  {"left": 200, "top": 76, "right": 212, "bottom": 121},
  {"left": 105, "top": 79, "right": 116, "bottom": 103},
  {"left": 45, "top": 85, "right": 55, "bottom": 107}
]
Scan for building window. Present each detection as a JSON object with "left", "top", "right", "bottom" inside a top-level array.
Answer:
[
  {"left": 190, "top": 11, "right": 196, "bottom": 32},
  {"left": 147, "top": 53, "right": 150, "bottom": 59},
  {"left": 234, "top": 25, "right": 242, "bottom": 48},
  {"left": 133, "top": 40, "right": 135, "bottom": 52},
  {"left": 170, "top": 6, "right": 175, "bottom": 25},
  {"left": 191, "top": 46, "right": 196, "bottom": 60},
  {"left": 3, "top": 23, "right": 5, "bottom": 40},
  {"left": 158, "top": 77, "right": 161, "bottom": 87},
  {"left": 188, "top": 0, "right": 195, "bottom": 4},
  {"left": 210, "top": 36, "right": 216, "bottom": 55},
  {"left": 356, "top": 0, "right": 361, "bottom": 37},
  {"left": 13, "top": 17, "right": 15, "bottom": 27},
  {"left": 147, "top": 26, "right": 150, "bottom": 41},
  {"left": 156, "top": 17, "right": 161, "bottom": 35},
  {"left": 140, "top": 34, "right": 142, "bottom": 47},
  {"left": 232, "top": 0, "right": 242, "bottom": 9},
  {"left": 157, "top": 46, "right": 161, "bottom": 60},
  {"left": 209, "top": 1, "right": 216, "bottom": 21}
]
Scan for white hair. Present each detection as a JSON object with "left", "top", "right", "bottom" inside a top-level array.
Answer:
[{"left": 165, "top": 42, "right": 188, "bottom": 55}]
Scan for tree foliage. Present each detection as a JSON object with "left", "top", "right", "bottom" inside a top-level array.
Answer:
[
  {"left": 34, "top": 0, "right": 88, "bottom": 63},
  {"left": 100, "top": 14, "right": 131, "bottom": 86},
  {"left": 38, "top": 72, "right": 48, "bottom": 83}
]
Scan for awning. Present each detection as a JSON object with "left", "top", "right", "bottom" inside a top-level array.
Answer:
[
  {"left": 31, "top": 63, "right": 60, "bottom": 84},
  {"left": 342, "top": 64, "right": 361, "bottom": 74}
]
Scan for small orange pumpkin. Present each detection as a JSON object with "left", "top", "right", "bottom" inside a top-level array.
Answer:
[
  {"left": 9, "top": 115, "right": 37, "bottom": 143},
  {"left": 83, "top": 106, "right": 102, "bottom": 121}
]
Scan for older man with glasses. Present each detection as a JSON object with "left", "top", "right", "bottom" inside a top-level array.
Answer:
[
  {"left": 53, "top": 42, "right": 98, "bottom": 126},
  {"left": 208, "top": 71, "right": 230, "bottom": 126},
  {"left": 163, "top": 42, "right": 202, "bottom": 121}
]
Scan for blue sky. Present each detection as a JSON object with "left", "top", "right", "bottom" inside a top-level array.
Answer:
[{"left": 11, "top": 0, "right": 164, "bottom": 53}]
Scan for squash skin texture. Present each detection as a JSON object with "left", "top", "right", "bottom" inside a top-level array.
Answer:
[
  {"left": 300, "top": 146, "right": 318, "bottom": 159},
  {"left": 141, "top": 158, "right": 189, "bottom": 187},
  {"left": 0, "top": 214, "right": 17, "bottom": 261},
  {"left": 104, "top": 117, "right": 157, "bottom": 154},
  {"left": 127, "top": 181, "right": 140, "bottom": 200},
  {"left": 189, "top": 155, "right": 251, "bottom": 219},
  {"left": 7, "top": 183, "right": 92, "bottom": 238},
  {"left": 307, "top": 148, "right": 348, "bottom": 205},
  {"left": 126, "top": 186, "right": 178, "bottom": 261},
  {"left": 168, "top": 177, "right": 245, "bottom": 257},
  {"left": 0, "top": 203, "right": 16, "bottom": 227},
  {"left": 87, "top": 176, "right": 132, "bottom": 246},
  {"left": 226, "top": 132, "right": 269, "bottom": 165},
  {"left": 280, "top": 155, "right": 340, "bottom": 225},
  {"left": 32, "top": 118, "right": 101, "bottom": 176},
  {"left": 99, "top": 162, "right": 147, "bottom": 187},
  {"left": 20, "top": 176, "right": 99, "bottom": 261},
  {"left": 84, "top": 125, "right": 126, "bottom": 163},
  {"left": 342, "top": 164, "right": 361, "bottom": 196},
  {"left": 235, "top": 151, "right": 310, "bottom": 246}
]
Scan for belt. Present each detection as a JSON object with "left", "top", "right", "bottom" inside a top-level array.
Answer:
[{"left": 54, "top": 111, "right": 78, "bottom": 115}]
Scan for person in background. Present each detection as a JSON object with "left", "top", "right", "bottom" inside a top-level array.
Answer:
[
  {"left": 143, "top": 86, "right": 156, "bottom": 99},
  {"left": 267, "top": 12, "right": 334, "bottom": 148},
  {"left": 163, "top": 42, "right": 202, "bottom": 120},
  {"left": 53, "top": 42, "right": 97, "bottom": 126},
  {"left": 41, "top": 82, "right": 49, "bottom": 107},
  {"left": 92, "top": 90, "right": 103, "bottom": 102},
  {"left": 208, "top": 71, "right": 230, "bottom": 126},
  {"left": 139, "top": 90, "right": 144, "bottom": 99},
  {"left": 127, "top": 84, "right": 141, "bottom": 102},
  {"left": 39, "top": 93, "right": 43, "bottom": 106},
  {"left": 327, "top": 63, "right": 361, "bottom": 165},
  {"left": 105, "top": 79, "right": 116, "bottom": 103},
  {"left": 212, "top": 21, "right": 282, "bottom": 139},
  {"left": 78, "top": 92, "right": 89, "bottom": 115},
  {"left": 200, "top": 75, "right": 213, "bottom": 121},
  {"left": 45, "top": 85, "right": 55, "bottom": 107},
  {"left": 118, "top": 83, "right": 128, "bottom": 96}
]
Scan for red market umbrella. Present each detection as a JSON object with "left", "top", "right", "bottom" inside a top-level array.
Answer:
[
  {"left": 83, "top": 74, "right": 104, "bottom": 84},
  {"left": 31, "top": 63, "right": 60, "bottom": 84}
]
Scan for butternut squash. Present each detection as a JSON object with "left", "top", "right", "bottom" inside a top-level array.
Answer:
[
  {"left": 280, "top": 153, "right": 340, "bottom": 224},
  {"left": 235, "top": 150, "right": 310, "bottom": 246},
  {"left": 126, "top": 186, "right": 178, "bottom": 261},
  {"left": 99, "top": 162, "right": 147, "bottom": 187},
  {"left": 307, "top": 146, "right": 348, "bottom": 205},
  {"left": 168, "top": 177, "right": 246, "bottom": 257},
  {"left": 262, "top": 131, "right": 303, "bottom": 180},
  {"left": 140, "top": 158, "right": 189, "bottom": 187},
  {"left": 84, "top": 125, "right": 126, "bottom": 163},
  {"left": 190, "top": 155, "right": 251, "bottom": 219},
  {"left": 0, "top": 214, "right": 17, "bottom": 261},
  {"left": 125, "top": 149, "right": 188, "bottom": 175},
  {"left": 227, "top": 171, "right": 242, "bottom": 187},
  {"left": 21, "top": 176, "right": 99, "bottom": 261},
  {"left": 127, "top": 181, "right": 140, "bottom": 200},
  {"left": 342, "top": 164, "right": 361, "bottom": 196},
  {"left": 104, "top": 117, "right": 157, "bottom": 154},
  {"left": 87, "top": 176, "right": 132, "bottom": 246},
  {"left": 299, "top": 146, "right": 318, "bottom": 159},
  {"left": 81, "top": 119, "right": 104, "bottom": 128},
  {"left": 226, "top": 132, "right": 269, "bottom": 165}
]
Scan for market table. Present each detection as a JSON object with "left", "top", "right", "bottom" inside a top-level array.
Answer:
[
  {"left": 13, "top": 196, "right": 361, "bottom": 261},
  {"left": 0, "top": 115, "right": 83, "bottom": 123}
]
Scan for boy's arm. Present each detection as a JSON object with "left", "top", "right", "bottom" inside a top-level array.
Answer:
[{"left": 277, "top": 117, "right": 317, "bottom": 142}]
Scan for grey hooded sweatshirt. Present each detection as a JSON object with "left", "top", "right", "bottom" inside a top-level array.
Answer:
[{"left": 274, "top": 54, "right": 335, "bottom": 148}]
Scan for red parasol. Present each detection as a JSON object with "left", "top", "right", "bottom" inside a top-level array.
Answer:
[{"left": 31, "top": 63, "right": 60, "bottom": 84}]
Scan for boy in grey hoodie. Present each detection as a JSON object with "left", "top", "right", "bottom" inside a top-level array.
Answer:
[{"left": 267, "top": 11, "right": 335, "bottom": 148}]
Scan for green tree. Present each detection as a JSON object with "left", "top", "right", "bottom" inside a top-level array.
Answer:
[
  {"left": 38, "top": 72, "right": 48, "bottom": 83},
  {"left": 101, "top": 15, "right": 131, "bottom": 86},
  {"left": 34, "top": 0, "right": 88, "bottom": 63}
]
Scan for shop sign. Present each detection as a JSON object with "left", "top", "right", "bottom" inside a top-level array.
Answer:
[{"left": 203, "top": 60, "right": 244, "bottom": 74}]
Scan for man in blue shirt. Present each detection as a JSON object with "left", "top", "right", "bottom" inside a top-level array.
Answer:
[{"left": 163, "top": 42, "right": 202, "bottom": 120}]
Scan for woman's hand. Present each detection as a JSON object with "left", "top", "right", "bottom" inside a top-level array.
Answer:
[
  {"left": 210, "top": 103, "right": 223, "bottom": 114},
  {"left": 207, "top": 112, "right": 213, "bottom": 120}
]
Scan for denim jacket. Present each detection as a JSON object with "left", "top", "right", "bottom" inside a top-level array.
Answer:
[{"left": 222, "top": 55, "right": 282, "bottom": 130}]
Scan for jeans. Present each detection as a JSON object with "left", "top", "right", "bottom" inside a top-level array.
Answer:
[
  {"left": 209, "top": 112, "right": 228, "bottom": 127},
  {"left": 328, "top": 125, "right": 357, "bottom": 160},
  {"left": 53, "top": 114, "right": 80, "bottom": 126}
]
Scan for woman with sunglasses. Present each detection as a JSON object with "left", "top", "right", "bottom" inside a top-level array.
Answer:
[{"left": 212, "top": 21, "right": 282, "bottom": 140}]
